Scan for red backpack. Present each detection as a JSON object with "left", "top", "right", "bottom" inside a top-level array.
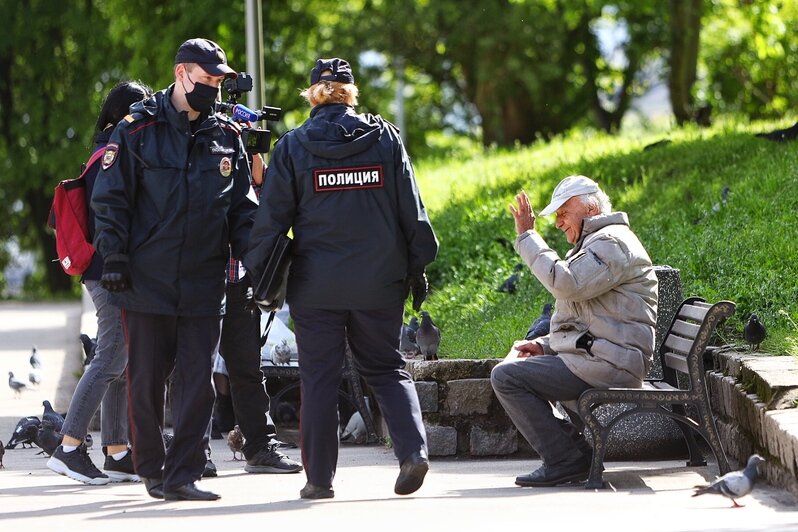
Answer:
[{"left": 47, "top": 147, "right": 105, "bottom": 276}]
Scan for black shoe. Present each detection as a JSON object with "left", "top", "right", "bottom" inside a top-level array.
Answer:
[
  {"left": 515, "top": 453, "right": 591, "bottom": 487},
  {"left": 300, "top": 482, "right": 334, "bottom": 499},
  {"left": 164, "top": 482, "right": 220, "bottom": 501},
  {"left": 47, "top": 444, "right": 110, "bottom": 485},
  {"left": 202, "top": 459, "right": 218, "bottom": 478},
  {"left": 245, "top": 444, "right": 303, "bottom": 474},
  {"left": 394, "top": 450, "right": 429, "bottom": 495},
  {"left": 103, "top": 449, "right": 140, "bottom": 483},
  {"left": 142, "top": 477, "right": 164, "bottom": 499}
]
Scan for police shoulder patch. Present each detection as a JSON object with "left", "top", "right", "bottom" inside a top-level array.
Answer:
[{"left": 101, "top": 143, "right": 119, "bottom": 170}]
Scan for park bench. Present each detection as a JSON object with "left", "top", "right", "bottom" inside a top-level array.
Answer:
[
  {"left": 261, "top": 344, "right": 380, "bottom": 444},
  {"left": 577, "top": 296, "right": 736, "bottom": 489}
]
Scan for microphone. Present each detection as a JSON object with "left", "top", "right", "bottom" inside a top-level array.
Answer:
[{"left": 231, "top": 103, "right": 260, "bottom": 122}]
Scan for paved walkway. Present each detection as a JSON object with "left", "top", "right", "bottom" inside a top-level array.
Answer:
[{"left": 1, "top": 300, "right": 797, "bottom": 531}]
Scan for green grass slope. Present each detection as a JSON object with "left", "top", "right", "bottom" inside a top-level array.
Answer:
[{"left": 413, "top": 119, "right": 798, "bottom": 359}]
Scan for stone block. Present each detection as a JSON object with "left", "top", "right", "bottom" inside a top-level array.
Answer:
[
  {"left": 425, "top": 424, "right": 457, "bottom": 457},
  {"left": 407, "top": 359, "right": 499, "bottom": 381},
  {"left": 469, "top": 425, "right": 518, "bottom": 456},
  {"left": 414, "top": 381, "right": 438, "bottom": 413},
  {"left": 444, "top": 378, "right": 493, "bottom": 416}
]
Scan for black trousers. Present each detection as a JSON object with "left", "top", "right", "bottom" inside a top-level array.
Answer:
[
  {"left": 290, "top": 304, "right": 427, "bottom": 488},
  {"left": 218, "top": 279, "right": 276, "bottom": 458},
  {"left": 123, "top": 310, "right": 219, "bottom": 491}
]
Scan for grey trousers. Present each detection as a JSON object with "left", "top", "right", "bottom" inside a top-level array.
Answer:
[
  {"left": 491, "top": 354, "right": 592, "bottom": 466},
  {"left": 61, "top": 280, "right": 129, "bottom": 446}
]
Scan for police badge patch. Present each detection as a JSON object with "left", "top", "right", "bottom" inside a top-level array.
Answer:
[
  {"left": 101, "top": 143, "right": 119, "bottom": 170},
  {"left": 219, "top": 156, "right": 232, "bottom": 177}
]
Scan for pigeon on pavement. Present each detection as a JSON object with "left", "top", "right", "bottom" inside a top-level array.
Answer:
[
  {"left": 227, "top": 425, "right": 245, "bottom": 461},
  {"left": 743, "top": 314, "right": 766, "bottom": 351},
  {"left": 5, "top": 416, "right": 41, "bottom": 449},
  {"left": 42, "top": 400, "right": 65, "bottom": 433},
  {"left": 79, "top": 334, "right": 97, "bottom": 367},
  {"left": 35, "top": 420, "right": 63, "bottom": 456},
  {"left": 416, "top": 311, "right": 441, "bottom": 361},
  {"left": 28, "top": 370, "right": 41, "bottom": 387},
  {"left": 693, "top": 454, "right": 765, "bottom": 508},
  {"left": 8, "top": 372, "right": 27, "bottom": 397},
  {"left": 29, "top": 346, "right": 42, "bottom": 369},
  {"left": 525, "top": 303, "right": 553, "bottom": 341},
  {"left": 340, "top": 411, "right": 366, "bottom": 444}
]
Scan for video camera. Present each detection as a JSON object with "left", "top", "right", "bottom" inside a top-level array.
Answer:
[{"left": 217, "top": 72, "right": 282, "bottom": 155}]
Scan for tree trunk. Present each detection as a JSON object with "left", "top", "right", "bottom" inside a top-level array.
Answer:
[{"left": 669, "top": 0, "right": 703, "bottom": 126}]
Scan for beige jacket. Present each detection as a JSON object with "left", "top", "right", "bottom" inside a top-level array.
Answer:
[{"left": 515, "top": 212, "right": 658, "bottom": 388}]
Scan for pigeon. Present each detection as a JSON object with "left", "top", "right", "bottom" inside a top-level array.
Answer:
[
  {"left": 712, "top": 186, "right": 731, "bottom": 213},
  {"left": 416, "top": 310, "right": 441, "bottom": 361},
  {"left": 35, "top": 420, "right": 63, "bottom": 456},
  {"left": 498, "top": 263, "right": 524, "bottom": 294},
  {"left": 29, "top": 346, "right": 41, "bottom": 369},
  {"left": 5, "top": 416, "right": 41, "bottom": 449},
  {"left": 743, "top": 314, "right": 767, "bottom": 351},
  {"left": 227, "top": 425, "right": 245, "bottom": 460},
  {"left": 693, "top": 454, "right": 765, "bottom": 507},
  {"left": 0, "top": 439, "right": 4, "bottom": 468},
  {"left": 84, "top": 434, "right": 93, "bottom": 449},
  {"left": 271, "top": 339, "right": 293, "bottom": 366},
  {"left": 28, "top": 370, "right": 41, "bottom": 387},
  {"left": 756, "top": 121, "right": 798, "bottom": 142},
  {"left": 79, "top": 334, "right": 97, "bottom": 367},
  {"left": 399, "top": 323, "right": 420, "bottom": 358},
  {"left": 8, "top": 372, "right": 27, "bottom": 397},
  {"left": 525, "top": 303, "right": 553, "bottom": 341},
  {"left": 408, "top": 316, "right": 419, "bottom": 335},
  {"left": 340, "top": 411, "right": 366, "bottom": 443},
  {"left": 42, "top": 400, "right": 65, "bottom": 433}
]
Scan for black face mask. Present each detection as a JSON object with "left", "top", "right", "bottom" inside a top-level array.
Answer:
[{"left": 182, "top": 72, "right": 218, "bottom": 113}]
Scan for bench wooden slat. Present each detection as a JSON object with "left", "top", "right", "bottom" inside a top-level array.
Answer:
[
  {"left": 670, "top": 319, "right": 700, "bottom": 339},
  {"left": 664, "top": 333, "right": 694, "bottom": 355},
  {"left": 663, "top": 351, "right": 689, "bottom": 374},
  {"left": 678, "top": 303, "right": 709, "bottom": 322}
]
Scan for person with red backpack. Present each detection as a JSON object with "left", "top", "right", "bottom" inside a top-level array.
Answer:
[{"left": 47, "top": 80, "right": 153, "bottom": 486}]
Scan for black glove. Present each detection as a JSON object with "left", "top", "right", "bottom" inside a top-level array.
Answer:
[
  {"left": 100, "top": 261, "right": 131, "bottom": 292},
  {"left": 407, "top": 271, "right": 428, "bottom": 312}
]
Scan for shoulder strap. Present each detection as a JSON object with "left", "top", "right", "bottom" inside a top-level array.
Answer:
[{"left": 79, "top": 146, "right": 107, "bottom": 178}]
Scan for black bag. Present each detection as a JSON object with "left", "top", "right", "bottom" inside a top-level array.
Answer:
[{"left": 253, "top": 233, "right": 292, "bottom": 312}]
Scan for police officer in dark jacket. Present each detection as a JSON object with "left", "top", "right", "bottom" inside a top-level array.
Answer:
[
  {"left": 244, "top": 58, "right": 438, "bottom": 499},
  {"left": 91, "top": 38, "right": 256, "bottom": 501}
]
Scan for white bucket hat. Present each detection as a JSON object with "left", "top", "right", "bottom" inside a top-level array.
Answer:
[{"left": 539, "top": 175, "right": 600, "bottom": 216}]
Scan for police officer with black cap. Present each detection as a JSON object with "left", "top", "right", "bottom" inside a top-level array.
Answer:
[
  {"left": 244, "top": 57, "right": 438, "bottom": 499},
  {"left": 91, "top": 38, "right": 256, "bottom": 501}
]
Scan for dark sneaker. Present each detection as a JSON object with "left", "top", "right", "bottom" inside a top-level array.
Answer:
[
  {"left": 515, "top": 453, "right": 591, "bottom": 487},
  {"left": 244, "top": 444, "right": 303, "bottom": 474},
  {"left": 300, "top": 482, "right": 334, "bottom": 499},
  {"left": 103, "top": 449, "right": 141, "bottom": 482},
  {"left": 47, "top": 444, "right": 110, "bottom": 485},
  {"left": 394, "top": 450, "right": 429, "bottom": 495},
  {"left": 271, "top": 438, "right": 298, "bottom": 450},
  {"left": 203, "top": 459, "right": 218, "bottom": 478}
]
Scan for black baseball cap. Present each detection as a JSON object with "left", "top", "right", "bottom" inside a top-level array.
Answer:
[
  {"left": 175, "top": 38, "right": 237, "bottom": 79},
  {"left": 310, "top": 58, "right": 355, "bottom": 85}
]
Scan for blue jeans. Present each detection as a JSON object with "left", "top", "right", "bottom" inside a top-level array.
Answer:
[
  {"left": 491, "top": 355, "right": 592, "bottom": 466},
  {"left": 61, "top": 280, "right": 129, "bottom": 446}
]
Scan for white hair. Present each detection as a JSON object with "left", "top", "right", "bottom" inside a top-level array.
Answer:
[{"left": 578, "top": 189, "right": 612, "bottom": 214}]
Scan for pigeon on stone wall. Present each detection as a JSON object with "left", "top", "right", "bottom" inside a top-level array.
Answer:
[
  {"left": 525, "top": 303, "right": 553, "bottom": 341},
  {"left": 743, "top": 314, "right": 766, "bottom": 351},
  {"left": 8, "top": 372, "right": 27, "bottom": 397},
  {"left": 399, "top": 323, "right": 420, "bottom": 359},
  {"left": 416, "top": 311, "right": 441, "bottom": 361},
  {"left": 692, "top": 454, "right": 765, "bottom": 507}
]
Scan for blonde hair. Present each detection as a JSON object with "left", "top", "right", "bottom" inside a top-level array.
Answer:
[{"left": 300, "top": 80, "right": 359, "bottom": 107}]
